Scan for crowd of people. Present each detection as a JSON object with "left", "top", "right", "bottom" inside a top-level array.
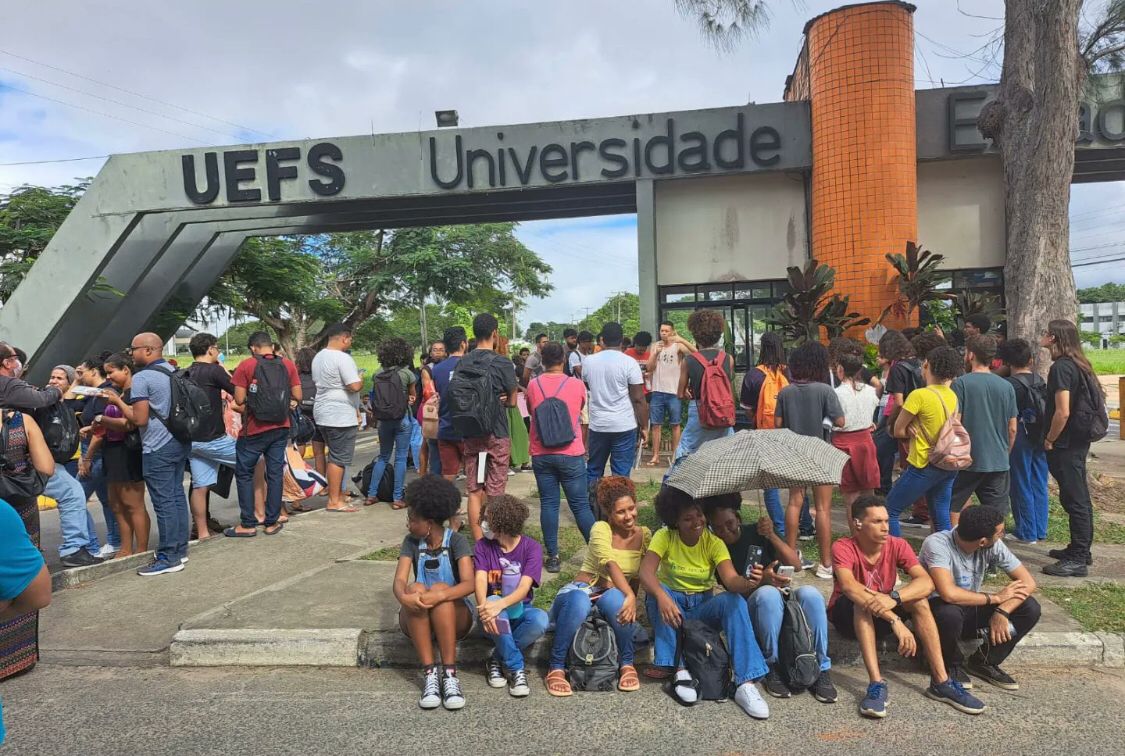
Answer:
[{"left": 0, "top": 309, "right": 1109, "bottom": 723}]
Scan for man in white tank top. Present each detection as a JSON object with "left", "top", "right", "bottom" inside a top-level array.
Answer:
[{"left": 645, "top": 321, "right": 694, "bottom": 466}]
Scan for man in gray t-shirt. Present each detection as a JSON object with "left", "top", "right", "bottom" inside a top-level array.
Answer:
[
  {"left": 521, "top": 333, "right": 547, "bottom": 386},
  {"left": 311, "top": 325, "right": 364, "bottom": 512},
  {"left": 920, "top": 505, "right": 1040, "bottom": 690}
]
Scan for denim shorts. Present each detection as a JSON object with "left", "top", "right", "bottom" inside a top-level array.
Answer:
[{"left": 649, "top": 391, "right": 682, "bottom": 426}]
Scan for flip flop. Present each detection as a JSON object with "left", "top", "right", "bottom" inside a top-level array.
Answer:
[
  {"left": 363, "top": 497, "right": 378, "bottom": 507},
  {"left": 643, "top": 664, "right": 673, "bottom": 680},
  {"left": 223, "top": 527, "right": 257, "bottom": 538},
  {"left": 390, "top": 500, "right": 407, "bottom": 510},
  {"left": 263, "top": 523, "right": 284, "bottom": 535},
  {"left": 325, "top": 505, "right": 360, "bottom": 513}
]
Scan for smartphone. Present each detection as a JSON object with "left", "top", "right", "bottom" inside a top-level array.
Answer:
[
  {"left": 776, "top": 565, "right": 796, "bottom": 578},
  {"left": 70, "top": 385, "right": 101, "bottom": 397}
]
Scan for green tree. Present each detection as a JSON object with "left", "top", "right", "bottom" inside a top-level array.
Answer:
[
  {"left": 1078, "top": 283, "right": 1125, "bottom": 303},
  {"left": 579, "top": 292, "right": 640, "bottom": 337},
  {"left": 0, "top": 181, "right": 90, "bottom": 302},
  {"left": 524, "top": 321, "right": 578, "bottom": 342}
]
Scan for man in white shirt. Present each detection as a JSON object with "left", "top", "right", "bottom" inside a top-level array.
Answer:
[
  {"left": 645, "top": 321, "right": 693, "bottom": 465},
  {"left": 311, "top": 323, "right": 363, "bottom": 512},
  {"left": 580, "top": 322, "right": 648, "bottom": 491}
]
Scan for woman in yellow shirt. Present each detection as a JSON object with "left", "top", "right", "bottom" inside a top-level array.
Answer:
[
  {"left": 545, "top": 476, "right": 649, "bottom": 696},
  {"left": 886, "top": 345, "right": 963, "bottom": 536},
  {"left": 638, "top": 485, "right": 772, "bottom": 720}
]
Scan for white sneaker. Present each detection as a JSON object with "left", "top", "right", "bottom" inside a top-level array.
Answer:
[
  {"left": 97, "top": 544, "right": 119, "bottom": 559},
  {"left": 441, "top": 670, "right": 465, "bottom": 710},
  {"left": 735, "top": 681, "right": 770, "bottom": 719},
  {"left": 486, "top": 657, "right": 506, "bottom": 688},
  {"left": 419, "top": 667, "right": 442, "bottom": 710},
  {"left": 673, "top": 669, "right": 698, "bottom": 704},
  {"left": 509, "top": 668, "right": 530, "bottom": 697},
  {"left": 815, "top": 563, "right": 834, "bottom": 579}
]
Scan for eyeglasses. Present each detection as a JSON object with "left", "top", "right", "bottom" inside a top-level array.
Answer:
[{"left": 124, "top": 345, "right": 154, "bottom": 356}]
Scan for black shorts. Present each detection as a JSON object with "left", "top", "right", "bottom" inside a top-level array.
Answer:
[
  {"left": 830, "top": 594, "right": 912, "bottom": 640},
  {"left": 103, "top": 441, "right": 144, "bottom": 483}
]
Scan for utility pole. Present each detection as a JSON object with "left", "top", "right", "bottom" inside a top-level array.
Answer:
[{"left": 419, "top": 291, "right": 428, "bottom": 349}]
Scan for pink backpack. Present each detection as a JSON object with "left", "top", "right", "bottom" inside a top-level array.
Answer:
[
  {"left": 923, "top": 387, "right": 973, "bottom": 471},
  {"left": 691, "top": 350, "right": 735, "bottom": 429}
]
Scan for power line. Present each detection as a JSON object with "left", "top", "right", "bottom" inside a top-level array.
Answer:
[
  {"left": 0, "top": 47, "right": 272, "bottom": 140},
  {"left": 0, "top": 155, "right": 107, "bottom": 167},
  {"left": 0, "top": 81, "right": 209, "bottom": 145},
  {"left": 1073, "top": 255, "right": 1125, "bottom": 268}
]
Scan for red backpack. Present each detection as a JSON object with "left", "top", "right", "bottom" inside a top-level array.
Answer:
[{"left": 691, "top": 350, "right": 736, "bottom": 429}]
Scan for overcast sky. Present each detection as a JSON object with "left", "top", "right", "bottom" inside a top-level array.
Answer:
[{"left": 1, "top": 0, "right": 1119, "bottom": 326}]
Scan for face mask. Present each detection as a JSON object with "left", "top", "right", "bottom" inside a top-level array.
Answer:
[{"left": 480, "top": 520, "right": 494, "bottom": 540}]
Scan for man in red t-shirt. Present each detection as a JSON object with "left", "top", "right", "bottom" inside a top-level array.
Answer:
[
  {"left": 829, "top": 496, "right": 985, "bottom": 719},
  {"left": 226, "top": 331, "right": 301, "bottom": 537}
]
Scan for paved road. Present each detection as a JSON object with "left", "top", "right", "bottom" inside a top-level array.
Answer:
[{"left": 2, "top": 664, "right": 1123, "bottom": 754}]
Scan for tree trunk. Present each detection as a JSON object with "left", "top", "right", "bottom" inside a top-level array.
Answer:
[{"left": 979, "top": 0, "right": 1083, "bottom": 373}]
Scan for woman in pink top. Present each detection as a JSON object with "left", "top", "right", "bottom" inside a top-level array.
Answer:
[{"left": 526, "top": 342, "right": 595, "bottom": 573}]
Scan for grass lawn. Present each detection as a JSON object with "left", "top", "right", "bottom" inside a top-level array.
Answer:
[
  {"left": 1088, "top": 350, "right": 1125, "bottom": 375},
  {"left": 1042, "top": 583, "right": 1125, "bottom": 632},
  {"left": 532, "top": 567, "right": 578, "bottom": 610},
  {"left": 1006, "top": 496, "right": 1125, "bottom": 545}
]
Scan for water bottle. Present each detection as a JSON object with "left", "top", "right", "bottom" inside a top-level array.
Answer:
[{"left": 501, "top": 566, "right": 524, "bottom": 620}]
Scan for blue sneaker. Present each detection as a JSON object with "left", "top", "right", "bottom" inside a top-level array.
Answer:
[
  {"left": 860, "top": 680, "right": 888, "bottom": 718},
  {"left": 926, "top": 677, "right": 985, "bottom": 715},
  {"left": 137, "top": 557, "right": 185, "bottom": 577}
]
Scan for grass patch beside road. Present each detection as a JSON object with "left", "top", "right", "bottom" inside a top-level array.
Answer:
[
  {"left": 1042, "top": 583, "right": 1125, "bottom": 633},
  {"left": 1089, "top": 350, "right": 1125, "bottom": 375},
  {"left": 1005, "top": 497, "right": 1125, "bottom": 545},
  {"left": 359, "top": 545, "right": 401, "bottom": 561}
]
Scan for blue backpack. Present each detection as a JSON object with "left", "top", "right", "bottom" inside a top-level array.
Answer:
[{"left": 532, "top": 377, "right": 576, "bottom": 448}]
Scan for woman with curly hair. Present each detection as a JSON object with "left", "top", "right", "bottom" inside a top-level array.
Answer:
[
  {"left": 543, "top": 476, "right": 650, "bottom": 696},
  {"left": 673, "top": 308, "right": 735, "bottom": 462},
  {"left": 366, "top": 337, "right": 417, "bottom": 509},
  {"left": 474, "top": 494, "right": 548, "bottom": 698},
  {"left": 638, "top": 485, "right": 771, "bottom": 719},
  {"left": 394, "top": 476, "right": 474, "bottom": 710}
]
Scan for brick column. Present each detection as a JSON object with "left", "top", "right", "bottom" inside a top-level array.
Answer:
[{"left": 806, "top": 1, "right": 917, "bottom": 328}]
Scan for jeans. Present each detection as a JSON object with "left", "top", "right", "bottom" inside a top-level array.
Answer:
[
  {"left": 68, "top": 451, "right": 117, "bottom": 549},
  {"left": 369, "top": 416, "right": 412, "bottom": 501},
  {"left": 190, "top": 434, "right": 238, "bottom": 489},
  {"left": 47, "top": 467, "right": 101, "bottom": 557},
  {"left": 409, "top": 415, "right": 423, "bottom": 472},
  {"left": 649, "top": 392, "right": 682, "bottom": 426},
  {"left": 673, "top": 401, "right": 734, "bottom": 462},
  {"left": 1009, "top": 432, "right": 1049, "bottom": 541},
  {"left": 586, "top": 428, "right": 636, "bottom": 491},
  {"left": 762, "top": 489, "right": 813, "bottom": 538},
  {"left": 885, "top": 464, "right": 957, "bottom": 537},
  {"left": 1047, "top": 442, "right": 1093, "bottom": 562},
  {"left": 548, "top": 587, "right": 634, "bottom": 668},
  {"left": 646, "top": 584, "right": 768, "bottom": 685},
  {"left": 929, "top": 596, "right": 1042, "bottom": 666},
  {"left": 235, "top": 427, "right": 288, "bottom": 528},
  {"left": 482, "top": 596, "right": 549, "bottom": 671},
  {"left": 427, "top": 438, "right": 442, "bottom": 477},
  {"left": 142, "top": 437, "right": 191, "bottom": 563},
  {"left": 873, "top": 426, "right": 898, "bottom": 494},
  {"left": 533, "top": 454, "right": 595, "bottom": 557},
  {"left": 746, "top": 585, "right": 831, "bottom": 672}
]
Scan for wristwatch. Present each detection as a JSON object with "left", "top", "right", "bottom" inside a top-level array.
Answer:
[{"left": 889, "top": 590, "right": 902, "bottom": 608}]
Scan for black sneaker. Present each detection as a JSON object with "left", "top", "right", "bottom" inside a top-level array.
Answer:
[
  {"left": 809, "top": 670, "right": 838, "bottom": 703},
  {"left": 1042, "top": 559, "right": 1088, "bottom": 577},
  {"left": 763, "top": 665, "right": 790, "bottom": 698},
  {"left": 485, "top": 656, "right": 506, "bottom": 688},
  {"left": 902, "top": 515, "right": 929, "bottom": 528},
  {"left": 60, "top": 548, "right": 103, "bottom": 569},
  {"left": 947, "top": 665, "right": 972, "bottom": 689},
  {"left": 545, "top": 554, "right": 561, "bottom": 573},
  {"left": 1048, "top": 548, "right": 1093, "bottom": 566},
  {"left": 965, "top": 653, "right": 1019, "bottom": 691}
]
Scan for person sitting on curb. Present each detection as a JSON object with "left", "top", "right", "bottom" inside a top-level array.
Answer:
[
  {"left": 544, "top": 476, "right": 650, "bottom": 697},
  {"left": 830, "top": 495, "right": 985, "bottom": 719},
  {"left": 638, "top": 485, "right": 772, "bottom": 720},
  {"left": 474, "top": 494, "right": 549, "bottom": 698},
  {"left": 393, "top": 476, "right": 475, "bottom": 711},
  {"left": 920, "top": 505, "right": 1041, "bottom": 691},
  {"left": 704, "top": 494, "right": 836, "bottom": 704}
]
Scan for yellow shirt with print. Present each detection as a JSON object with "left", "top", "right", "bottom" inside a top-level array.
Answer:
[
  {"left": 649, "top": 526, "right": 731, "bottom": 594},
  {"left": 902, "top": 384, "right": 958, "bottom": 469}
]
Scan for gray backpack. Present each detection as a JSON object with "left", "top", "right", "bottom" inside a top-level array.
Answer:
[
  {"left": 778, "top": 590, "right": 819, "bottom": 690},
  {"left": 566, "top": 613, "right": 618, "bottom": 691}
]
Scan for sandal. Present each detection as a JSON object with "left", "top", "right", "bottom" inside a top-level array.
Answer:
[
  {"left": 618, "top": 664, "right": 640, "bottom": 691},
  {"left": 545, "top": 669, "right": 572, "bottom": 697},
  {"left": 363, "top": 497, "right": 378, "bottom": 507},
  {"left": 263, "top": 523, "right": 284, "bottom": 535},
  {"left": 277, "top": 514, "right": 290, "bottom": 524},
  {"left": 390, "top": 500, "right": 407, "bottom": 510},
  {"left": 642, "top": 664, "right": 673, "bottom": 680},
  {"left": 223, "top": 526, "right": 257, "bottom": 538},
  {"left": 325, "top": 505, "right": 360, "bottom": 513},
  {"left": 289, "top": 502, "right": 308, "bottom": 512}
]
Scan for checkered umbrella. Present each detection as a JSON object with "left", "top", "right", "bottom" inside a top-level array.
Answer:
[{"left": 664, "top": 429, "right": 849, "bottom": 499}]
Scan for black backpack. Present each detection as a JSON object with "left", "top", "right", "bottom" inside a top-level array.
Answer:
[
  {"left": 246, "top": 356, "right": 291, "bottom": 424},
  {"left": 139, "top": 364, "right": 213, "bottom": 442},
  {"left": 353, "top": 459, "right": 393, "bottom": 501},
  {"left": 448, "top": 352, "right": 498, "bottom": 439},
  {"left": 566, "top": 611, "right": 619, "bottom": 691},
  {"left": 778, "top": 590, "right": 820, "bottom": 690},
  {"left": 1010, "top": 373, "right": 1049, "bottom": 447},
  {"left": 370, "top": 369, "right": 408, "bottom": 421},
  {"left": 289, "top": 408, "right": 316, "bottom": 445},
  {"left": 34, "top": 402, "right": 80, "bottom": 464},
  {"left": 532, "top": 377, "right": 576, "bottom": 449},
  {"left": 669, "top": 619, "right": 732, "bottom": 704},
  {"left": 1068, "top": 361, "right": 1109, "bottom": 444}
]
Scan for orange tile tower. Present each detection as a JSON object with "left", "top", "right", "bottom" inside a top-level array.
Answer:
[{"left": 790, "top": 1, "right": 917, "bottom": 329}]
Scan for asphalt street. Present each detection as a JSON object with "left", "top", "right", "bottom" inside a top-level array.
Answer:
[{"left": 2, "top": 664, "right": 1123, "bottom": 754}]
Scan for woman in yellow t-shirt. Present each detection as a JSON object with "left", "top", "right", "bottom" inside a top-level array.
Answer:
[
  {"left": 637, "top": 485, "right": 772, "bottom": 719},
  {"left": 544, "top": 477, "right": 649, "bottom": 696},
  {"left": 886, "top": 345, "right": 963, "bottom": 537}
]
